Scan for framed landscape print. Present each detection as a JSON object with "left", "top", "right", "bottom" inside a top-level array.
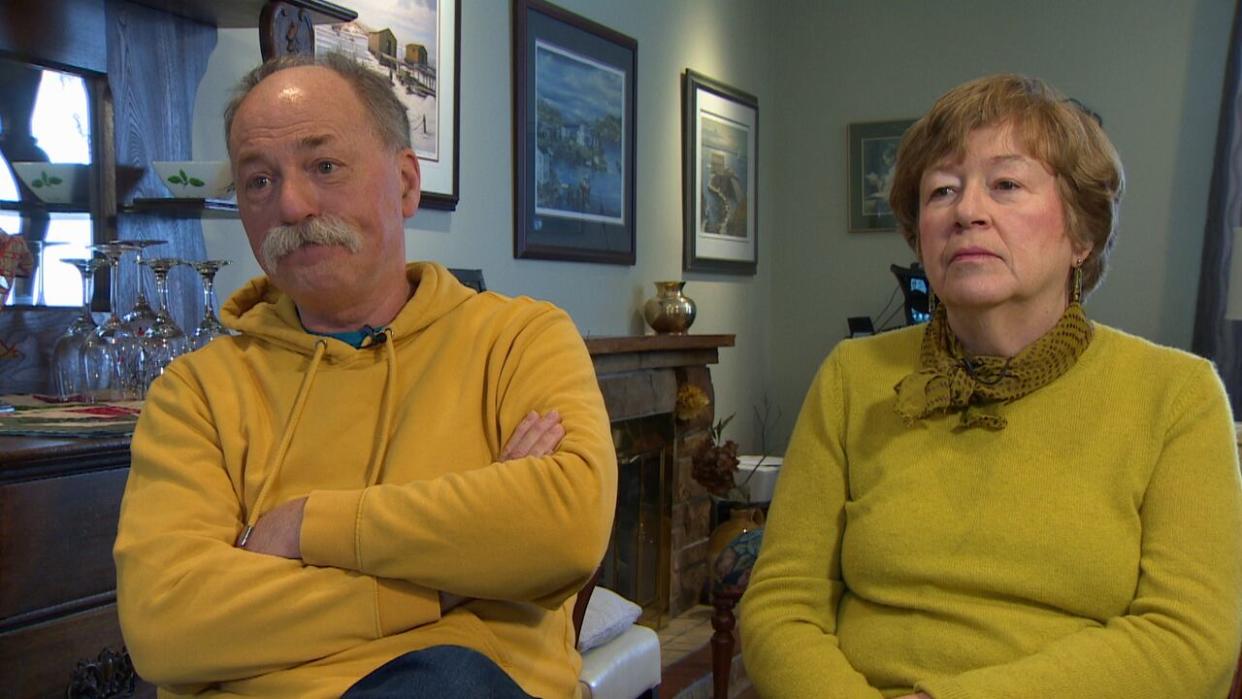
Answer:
[
  {"left": 847, "top": 119, "right": 914, "bottom": 232},
  {"left": 513, "top": 0, "right": 637, "bottom": 265},
  {"left": 317, "top": 0, "right": 460, "bottom": 210},
  {"left": 682, "top": 70, "right": 758, "bottom": 275}
]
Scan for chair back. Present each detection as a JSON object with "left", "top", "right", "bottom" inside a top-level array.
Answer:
[{"left": 572, "top": 567, "right": 602, "bottom": 646}]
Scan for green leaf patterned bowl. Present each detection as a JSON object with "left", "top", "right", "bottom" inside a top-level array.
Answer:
[
  {"left": 152, "top": 161, "right": 233, "bottom": 200},
  {"left": 10, "top": 162, "right": 90, "bottom": 204}
]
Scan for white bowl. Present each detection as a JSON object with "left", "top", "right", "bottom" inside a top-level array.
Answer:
[
  {"left": 10, "top": 163, "right": 90, "bottom": 204},
  {"left": 734, "top": 455, "right": 782, "bottom": 503},
  {"left": 152, "top": 161, "right": 233, "bottom": 200}
]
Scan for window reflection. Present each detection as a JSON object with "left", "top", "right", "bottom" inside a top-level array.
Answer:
[{"left": 0, "top": 58, "right": 95, "bottom": 307}]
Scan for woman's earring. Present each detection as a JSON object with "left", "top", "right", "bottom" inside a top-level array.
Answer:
[{"left": 1071, "top": 263, "right": 1084, "bottom": 305}]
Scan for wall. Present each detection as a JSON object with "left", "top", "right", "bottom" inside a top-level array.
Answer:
[
  {"left": 767, "top": 0, "right": 1235, "bottom": 444},
  {"left": 185, "top": 0, "right": 1235, "bottom": 452},
  {"left": 190, "top": 0, "right": 778, "bottom": 450}
]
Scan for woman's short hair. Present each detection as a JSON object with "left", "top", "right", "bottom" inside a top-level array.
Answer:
[
  {"left": 224, "top": 52, "right": 411, "bottom": 154},
  {"left": 889, "top": 74, "right": 1124, "bottom": 295}
]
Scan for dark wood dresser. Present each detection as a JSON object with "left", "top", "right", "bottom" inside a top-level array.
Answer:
[{"left": 0, "top": 434, "right": 153, "bottom": 698}]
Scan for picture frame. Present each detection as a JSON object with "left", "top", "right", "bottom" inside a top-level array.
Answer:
[
  {"left": 682, "top": 70, "right": 758, "bottom": 275},
  {"left": 847, "top": 119, "right": 915, "bottom": 233},
  {"left": 317, "top": 0, "right": 460, "bottom": 210},
  {"left": 512, "top": 0, "right": 637, "bottom": 265}
]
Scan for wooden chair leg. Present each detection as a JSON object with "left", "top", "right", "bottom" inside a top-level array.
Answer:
[
  {"left": 711, "top": 588, "right": 742, "bottom": 699},
  {"left": 1229, "top": 647, "right": 1242, "bottom": 699}
]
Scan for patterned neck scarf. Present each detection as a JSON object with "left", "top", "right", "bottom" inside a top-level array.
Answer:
[{"left": 893, "top": 303, "right": 1093, "bottom": 430}]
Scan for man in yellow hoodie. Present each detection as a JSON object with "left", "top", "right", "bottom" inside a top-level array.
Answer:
[{"left": 113, "top": 53, "right": 617, "bottom": 698}]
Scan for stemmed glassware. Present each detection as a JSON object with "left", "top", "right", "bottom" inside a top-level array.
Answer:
[
  {"left": 189, "top": 259, "right": 230, "bottom": 350},
  {"left": 120, "top": 239, "right": 167, "bottom": 337},
  {"left": 50, "top": 257, "right": 104, "bottom": 401},
  {"left": 81, "top": 243, "right": 142, "bottom": 401},
  {"left": 138, "top": 257, "right": 190, "bottom": 389}
]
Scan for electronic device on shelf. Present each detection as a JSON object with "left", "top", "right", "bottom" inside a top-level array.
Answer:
[{"left": 891, "top": 262, "right": 931, "bottom": 325}]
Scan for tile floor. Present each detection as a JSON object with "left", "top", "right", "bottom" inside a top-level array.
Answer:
[{"left": 657, "top": 605, "right": 715, "bottom": 667}]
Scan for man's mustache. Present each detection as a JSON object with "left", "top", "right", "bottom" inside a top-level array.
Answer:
[{"left": 260, "top": 216, "right": 363, "bottom": 272}]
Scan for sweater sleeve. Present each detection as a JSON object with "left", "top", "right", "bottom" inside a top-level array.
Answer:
[
  {"left": 113, "top": 366, "right": 440, "bottom": 689},
  {"left": 917, "top": 360, "right": 1242, "bottom": 699},
  {"left": 739, "top": 348, "right": 886, "bottom": 698},
  {"left": 299, "top": 306, "right": 616, "bottom": 608}
]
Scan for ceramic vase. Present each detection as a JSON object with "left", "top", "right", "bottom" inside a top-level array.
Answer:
[
  {"left": 643, "top": 281, "right": 696, "bottom": 334},
  {"left": 707, "top": 505, "right": 765, "bottom": 566}
]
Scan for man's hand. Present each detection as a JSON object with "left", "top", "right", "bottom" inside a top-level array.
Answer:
[
  {"left": 500, "top": 410, "right": 564, "bottom": 460},
  {"left": 240, "top": 497, "right": 306, "bottom": 558}
]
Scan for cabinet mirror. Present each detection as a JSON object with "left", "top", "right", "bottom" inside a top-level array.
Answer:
[{"left": 0, "top": 55, "right": 98, "bottom": 308}]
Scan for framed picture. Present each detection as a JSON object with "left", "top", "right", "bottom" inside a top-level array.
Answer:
[
  {"left": 513, "top": 0, "right": 637, "bottom": 265},
  {"left": 848, "top": 119, "right": 914, "bottom": 233},
  {"left": 317, "top": 0, "right": 460, "bottom": 210},
  {"left": 682, "top": 70, "right": 758, "bottom": 275}
]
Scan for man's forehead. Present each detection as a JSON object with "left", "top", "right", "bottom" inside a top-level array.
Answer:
[
  {"left": 230, "top": 68, "right": 361, "bottom": 151},
  {"left": 233, "top": 132, "right": 340, "bottom": 166}
]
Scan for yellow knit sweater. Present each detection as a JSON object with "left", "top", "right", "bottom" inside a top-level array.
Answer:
[
  {"left": 740, "top": 322, "right": 1242, "bottom": 698},
  {"left": 114, "top": 262, "right": 616, "bottom": 698}
]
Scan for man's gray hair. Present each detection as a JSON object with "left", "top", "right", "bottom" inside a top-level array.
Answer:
[{"left": 224, "top": 52, "right": 411, "bottom": 154}]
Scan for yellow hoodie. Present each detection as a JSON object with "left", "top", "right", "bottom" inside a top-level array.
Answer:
[{"left": 114, "top": 262, "right": 617, "bottom": 698}]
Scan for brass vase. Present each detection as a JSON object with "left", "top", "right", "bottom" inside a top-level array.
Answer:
[{"left": 643, "top": 281, "right": 697, "bottom": 334}]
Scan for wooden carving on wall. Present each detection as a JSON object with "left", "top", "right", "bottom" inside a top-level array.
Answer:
[{"left": 259, "top": 1, "right": 316, "bottom": 60}]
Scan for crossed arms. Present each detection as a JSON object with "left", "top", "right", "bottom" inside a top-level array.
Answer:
[{"left": 114, "top": 307, "right": 616, "bottom": 688}]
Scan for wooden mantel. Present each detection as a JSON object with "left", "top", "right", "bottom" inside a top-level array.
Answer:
[
  {"left": 584, "top": 334, "right": 736, "bottom": 355},
  {"left": 585, "top": 334, "right": 735, "bottom": 389}
]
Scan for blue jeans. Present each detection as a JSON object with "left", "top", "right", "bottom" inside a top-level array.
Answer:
[{"left": 341, "top": 645, "right": 535, "bottom": 699}]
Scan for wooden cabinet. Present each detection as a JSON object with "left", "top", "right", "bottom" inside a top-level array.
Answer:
[{"left": 0, "top": 434, "right": 152, "bottom": 698}]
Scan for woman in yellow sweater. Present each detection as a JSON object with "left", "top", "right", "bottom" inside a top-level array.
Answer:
[{"left": 740, "top": 74, "right": 1242, "bottom": 698}]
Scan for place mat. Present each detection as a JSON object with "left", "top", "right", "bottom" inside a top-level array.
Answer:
[{"left": 0, "top": 394, "right": 142, "bottom": 437}]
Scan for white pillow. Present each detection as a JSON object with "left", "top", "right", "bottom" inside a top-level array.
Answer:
[{"left": 578, "top": 586, "right": 642, "bottom": 652}]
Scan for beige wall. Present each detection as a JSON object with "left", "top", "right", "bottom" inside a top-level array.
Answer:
[
  {"left": 767, "top": 0, "right": 1233, "bottom": 446},
  {"left": 190, "top": 0, "right": 1233, "bottom": 451}
]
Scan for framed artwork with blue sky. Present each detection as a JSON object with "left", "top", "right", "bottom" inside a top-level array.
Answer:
[{"left": 513, "top": 0, "right": 637, "bottom": 265}]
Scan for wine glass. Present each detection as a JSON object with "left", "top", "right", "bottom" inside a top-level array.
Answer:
[
  {"left": 189, "top": 259, "right": 230, "bottom": 350},
  {"left": 50, "top": 257, "right": 105, "bottom": 400},
  {"left": 138, "top": 257, "right": 190, "bottom": 390},
  {"left": 120, "top": 239, "right": 167, "bottom": 336},
  {"left": 81, "top": 243, "right": 142, "bottom": 401}
]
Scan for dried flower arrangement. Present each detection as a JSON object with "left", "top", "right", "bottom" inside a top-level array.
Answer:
[
  {"left": 691, "top": 396, "right": 785, "bottom": 502},
  {"left": 692, "top": 414, "right": 741, "bottom": 498}
]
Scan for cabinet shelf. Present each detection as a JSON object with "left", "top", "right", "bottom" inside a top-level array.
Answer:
[
  {"left": 0, "top": 200, "right": 92, "bottom": 215},
  {"left": 122, "top": 198, "right": 239, "bottom": 219}
]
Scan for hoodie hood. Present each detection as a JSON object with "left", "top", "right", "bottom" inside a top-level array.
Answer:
[{"left": 220, "top": 261, "right": 476, "bottom": 360}]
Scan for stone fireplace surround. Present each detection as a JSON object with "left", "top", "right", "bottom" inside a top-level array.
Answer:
[{"left": 585, "top": 334, "right": 735, "bottom": 626}]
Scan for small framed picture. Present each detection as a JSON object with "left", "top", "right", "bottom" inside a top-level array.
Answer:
[
  {"left": 682, "top": 70, "right": 758, "bottom": 275},
  {"left": 317, "top": 0, "right": 461, "bottom": 210},
  {"left": 512, "top": 0, "right": 637, "bottom": 265},
  {"left": 848, "top": 119, "right": 915, "bottom": 233}
]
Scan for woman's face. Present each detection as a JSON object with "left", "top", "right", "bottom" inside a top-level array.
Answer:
[{"left": 917, "top": 123, "right": 1087, "bottom": 319}]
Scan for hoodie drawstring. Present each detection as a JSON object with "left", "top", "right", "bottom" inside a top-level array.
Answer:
[
  {"left": 363, "top": 329, "right": 397, "bottom": 486},
  {"left": 237, "top": 339, "right": 327, "bottom": 547}
]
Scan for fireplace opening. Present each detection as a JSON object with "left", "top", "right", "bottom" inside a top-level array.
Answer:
[{"left": 602, "top": 413, "right": 674, "bottom": 628}]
